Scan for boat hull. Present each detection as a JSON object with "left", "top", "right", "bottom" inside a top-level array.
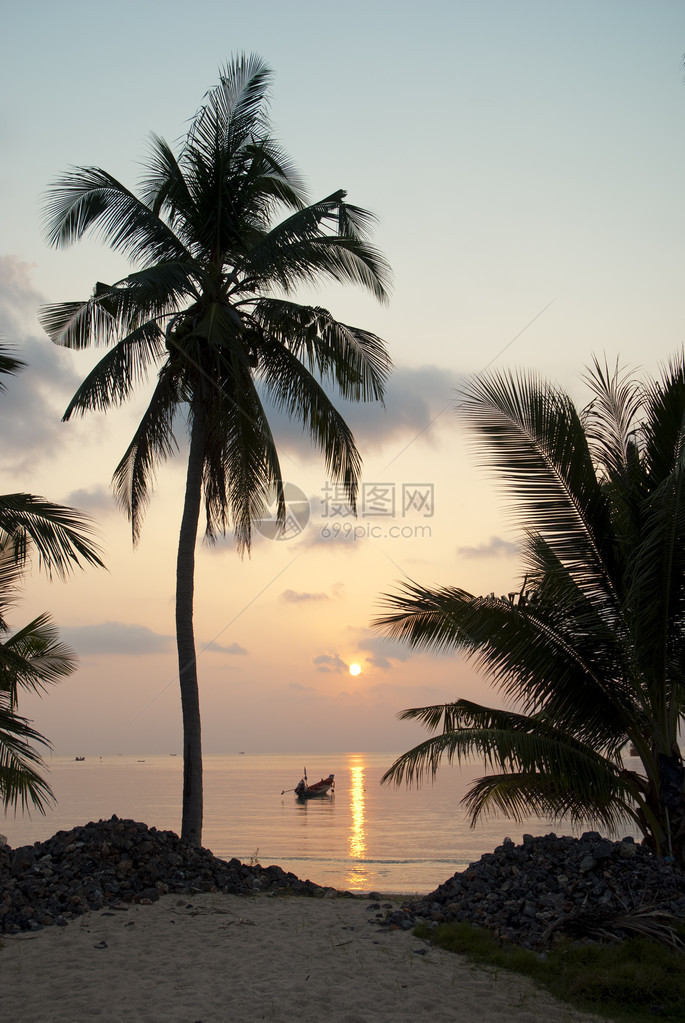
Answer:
[
  {"left": 296, "top": 785, "right": 333, "bottom": 799},
  {"left": 294, "top": 773, "right": 334, "bottom": 799}
]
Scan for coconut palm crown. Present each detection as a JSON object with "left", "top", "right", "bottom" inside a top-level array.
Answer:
[
  {"left": 375, "top": 355, "right": 685, "bottom": 866},
  {"left": 40, "top": 55, "right": 392, "bottom": 845}
]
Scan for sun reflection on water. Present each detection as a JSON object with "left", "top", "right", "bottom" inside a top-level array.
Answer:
[{"left": 346, "top": 759, "right": 369, "bottom": 889}]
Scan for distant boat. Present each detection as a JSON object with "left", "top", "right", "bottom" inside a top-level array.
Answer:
[
  {"left": 293, "top": 770, "right": 335, "bottom": 799},
  {"left": 74, "top": 756, "right": 85, "bottom": 762}
]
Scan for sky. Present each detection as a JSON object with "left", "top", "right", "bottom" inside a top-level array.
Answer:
[{"left": 1, "top": 0, "right": 685, "bottom": 758}]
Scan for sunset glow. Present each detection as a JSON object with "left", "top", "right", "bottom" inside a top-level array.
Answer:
[{"left": 2, "top": 1, "right": 681, "bottom": 761}]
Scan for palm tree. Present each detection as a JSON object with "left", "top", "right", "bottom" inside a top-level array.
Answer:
[
  {"left": 0, "top": 342, "right": 104, "bottom": 811},
  {"left": 375, "top": 356, "right": 685, "bottom": 866},
  {"left": 0, "top": 535, "right": 78, "bottom": 812},
  {"left": 40, "top": 55, "right": 392, "bottom": 846}
]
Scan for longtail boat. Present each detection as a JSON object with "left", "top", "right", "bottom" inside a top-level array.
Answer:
[{"left": 294, "top": 770, "right": 335, "bottom": 799}]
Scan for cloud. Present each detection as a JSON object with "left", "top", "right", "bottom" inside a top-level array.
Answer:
[
  {"left": 312, "top": 652, "right": 348, "bottom": 673},
  {"left": 203, "top": 640, "right": 247, "bottom": 655},
  {"left": 63, "top": 486, "right": 118, "bottom": 518},
  {"left": 0, "top": 256, "right": 44, "bottom": 337},
  {"left": 0, "top": 258, "right": 89, "bottom": 472},
  {"left": 357, "top": 636, "right": 418, "bottom": 671},
  {"left": 288, "top": 682, "right": 317, "bottom": 692},
  {"left": 61, "top": 622, "right": 246, "bottom": 658},
  {"left": 61, "top": 621, "right": 173, "bottom": 656},
  {"left": 335, "top": 364, "right": 462, "bottom": 454},
  {"left": 0, "top": 335, "right": 86, "bottom": 472},
  {"left": 259, "top": 364, "right": 463, "bottom": 463},
  {"left": 280, "top": 588, "right": 330, "bottom": 603},
  {"left": 456, "top": 535, "right": 518, "bottom": 558}
]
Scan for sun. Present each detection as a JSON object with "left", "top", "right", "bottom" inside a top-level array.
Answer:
[{"left": 349, "top": 663, "right": 362, "bottom": 676}]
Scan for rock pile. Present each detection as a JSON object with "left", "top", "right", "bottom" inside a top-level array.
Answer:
[
  {"left": 0, "top": 815, "right": 337, "bottom": 933},
  {"left": 382, "top": 831, "right": 685, "bottom": 948},
  {"left": 5, "top": 820, "right": 685, "bottom": 947}
]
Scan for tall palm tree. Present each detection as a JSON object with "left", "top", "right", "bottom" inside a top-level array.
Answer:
[
  {"left": 0, "top": 342, "right": 104, "bottom": 810},
  {"left": 40, "top": 55, "right": 392, "bottom": 846},
  {"left": 375, "top": 356, "right": 685, "bottom": 866}
]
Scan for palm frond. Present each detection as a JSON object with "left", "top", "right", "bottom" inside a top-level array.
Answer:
[
  {"left": 376, "top": 578, "right": 633, "bottom": 746},
  {"left": 461, "top": 369, "right": 618, "bottom": 598},
  {"left": 642, "top": 351, "right": 685, "bottom": 481},
  {"left": 1, "top": 612, "right": 78, "bottom": 696},
  {"left": 546, "top": 906, "right": 685, "bottom": 949},
  {"left": 628, "top": 465, "right": 685, "bottom": 698},
  {"left": 256, "top": 335, "right": 363, "bottom": 509},
  {"left": 188, "top": 54, "right": 272, "bottom": 159},
  {"left": 0, "top": 702, "right": 54, "bottom": 813},
  {"left": 383, "top": 701, "right": 624, "bottom": 788},
  {"left": 381, "top": 713, "right": 639, "bottom": 834},
  {"left": 142, "top": 133, "right": 198, "bottom": 225},
  {"left": 0, "top": 494, "right": 104, "bottom": 578},
  {"left": 61, "top": 322, "right": 166, "bottom": 418},
  {"left": 622, "top": 356, "right": 685, "bottom": 697},
  {"left": 0, "top": 537, "right": 25, "bottom": 628},
  {"left": 111, "top": 365, "right": 181, "bottom": 543},
  {"left": 199, "top": 363, "right": 283, "bottom": 551},
  {"left": 0, "top": 341, "right": 26, "bottom": 390},
  {"left": 43, "top": 166, "right": 188, "bottom": 266},
  {"left": 252, "top": 299, "right": 391, "bottom": 402},
  {"left": 41, "top": 261, "right": 197, "bottom": 354},
  {"left": 40, "top": 293, "right": 120, "bottom": 351},
  {"left": 242, "top": 194, "right": 392, "bottom": 301},
  {"left": 582, "top": 356, "right": 645, "bottom": 484},
  {"left": 0, "top": 576, "right": 68, "bottom": 814},
  {"left": 463, "top": 769, "right": 636, "bottom": 832}
]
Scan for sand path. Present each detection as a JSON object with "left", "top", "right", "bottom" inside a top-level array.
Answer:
[{"left": 1, "top": 892, "right": 603, "bottom": 1022}]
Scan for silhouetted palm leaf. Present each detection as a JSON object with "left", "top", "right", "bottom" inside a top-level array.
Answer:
[
  {"left": 0, "top": 539, "right": 80, "bottom": 812},
  {"left": 376, "top": 356, "right": 685, "bottom": 863}
]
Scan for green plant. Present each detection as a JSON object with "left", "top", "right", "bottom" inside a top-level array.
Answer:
[
  {"left": 415, "top": 919, "right": 685, "bottom": 1023},
  {"left": 375, "top": 356, "right": 685, "bottom": 865}
]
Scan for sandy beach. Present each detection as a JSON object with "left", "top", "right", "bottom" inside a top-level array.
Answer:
[{"left": 0, "top": 891, "right": 603, "bottom": 1023}]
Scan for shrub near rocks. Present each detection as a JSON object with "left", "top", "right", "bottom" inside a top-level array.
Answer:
[{"left": 0, "top": 815, "right": 335, "bottom": 933}]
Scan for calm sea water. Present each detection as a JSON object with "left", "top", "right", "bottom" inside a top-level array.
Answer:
[{"left": 1, "top": 752, "right": 641, "bottom": 894}]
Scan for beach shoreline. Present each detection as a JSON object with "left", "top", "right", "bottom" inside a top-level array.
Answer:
[
  {"left": 1, "top": 889, "right": 603, "bottom": 1023},
  {"left": 3, "top": 818, "right": 681, "bottom": 1021}
]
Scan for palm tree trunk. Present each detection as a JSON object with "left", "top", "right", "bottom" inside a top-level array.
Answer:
[
  {"left": 657, "top": 751, "right": 685, "bottom": 867},
  {"left": 176, "top": 400, "right": 205, "bottom": 846}
]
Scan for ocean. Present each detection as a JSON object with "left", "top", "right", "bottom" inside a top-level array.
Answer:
[{"left": 1, "top": 752, "right": 641, "bottom": 893}]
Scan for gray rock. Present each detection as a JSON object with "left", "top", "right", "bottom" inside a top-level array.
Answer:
[
  {"left": 378, "top": 831, "right": 685, "bottom": 950},
  {"left": 0, "top": 815, "right": 343, "bottom": 933}
]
